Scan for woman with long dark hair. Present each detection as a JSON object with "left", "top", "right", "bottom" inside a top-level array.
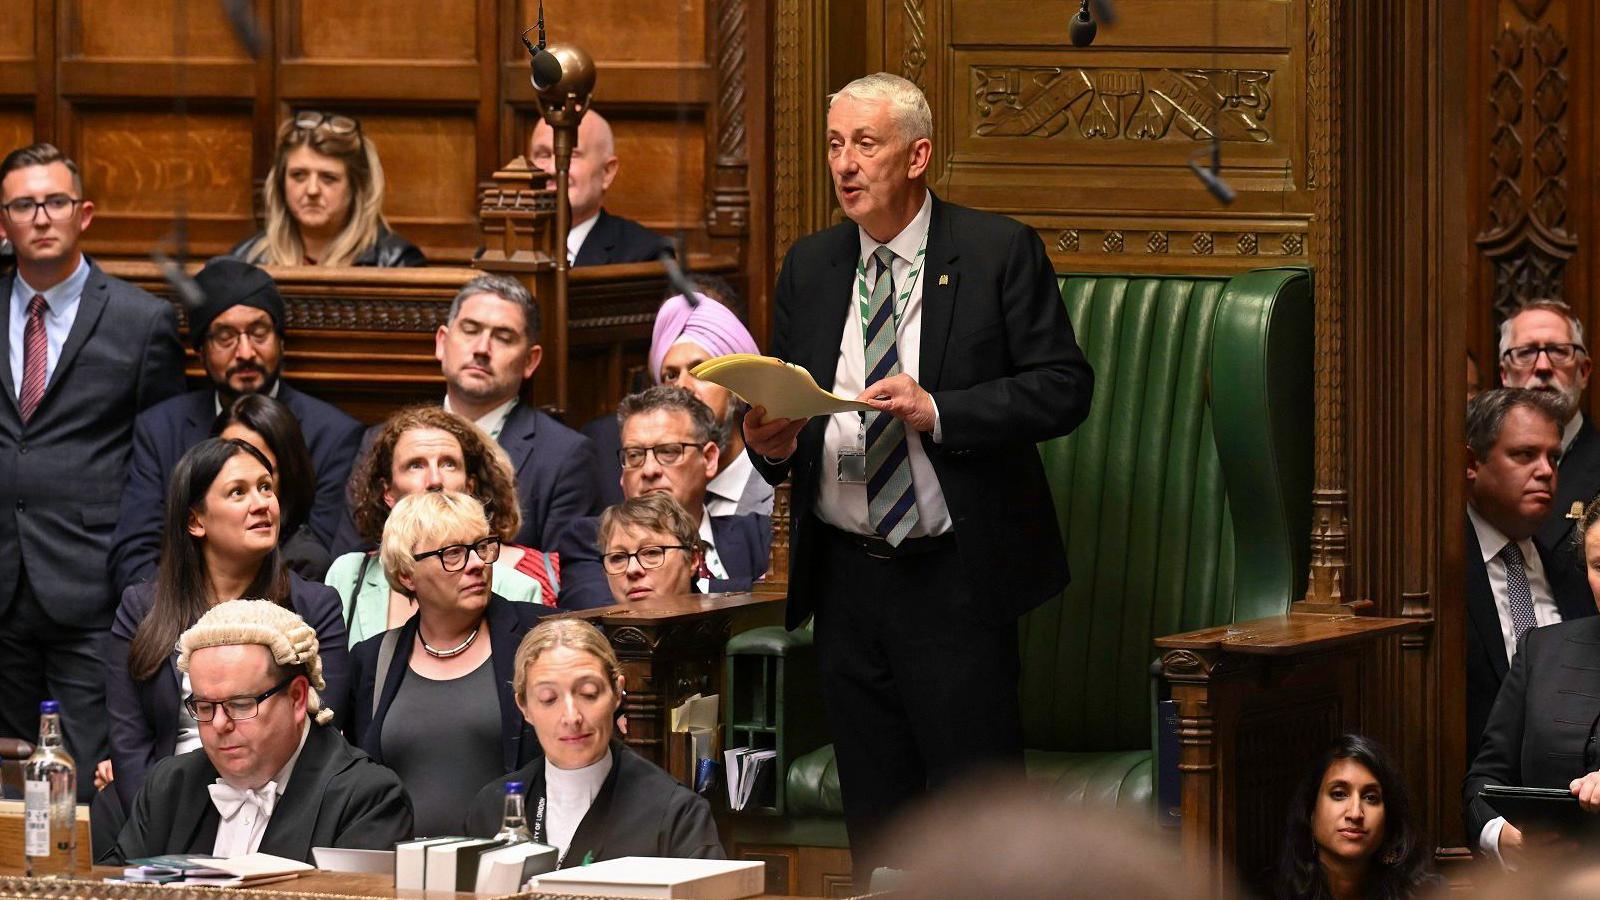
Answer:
[
  {"left": 1275, "top": 734, "right": 1435, "bottom": 900},
  {"left": 102, "top": 438, "right": 350, "bottom": 814},
  {"left": 213, "top": 393, "right": 329, "bottom": 580}
]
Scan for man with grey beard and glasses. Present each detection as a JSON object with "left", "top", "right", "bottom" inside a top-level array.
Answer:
[{"left": 1499, "top": 299, "right": 1599, "bottom": 564}]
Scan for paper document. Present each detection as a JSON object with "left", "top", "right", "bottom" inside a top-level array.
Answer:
[{"left": 691, "top": 354, "right": 872, "bottom": 420}]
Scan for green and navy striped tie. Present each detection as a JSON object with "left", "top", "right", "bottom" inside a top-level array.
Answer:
[{"left": 861, "top": 245, "right": 920, "bottom": 546}]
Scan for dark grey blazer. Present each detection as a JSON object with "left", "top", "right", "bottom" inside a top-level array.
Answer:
[{"left": 0, "top": 261, "right": 186, "bottom": 626}]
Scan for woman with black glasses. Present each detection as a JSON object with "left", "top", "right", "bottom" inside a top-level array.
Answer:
[
  {"left": 598, "top": 493, "right": 704, "bottom": 603},
  {"left": 347, "top": 490, "right": 558, "bottom": 837},
  {"left": 229, "top": 111, "right": 425, "bottom": 268}
]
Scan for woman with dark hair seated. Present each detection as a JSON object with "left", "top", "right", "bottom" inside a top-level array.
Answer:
[
  {"left": 1275, "top": 734, "right": 1434, "bottom": 900},
  {"left": 464, "top": 618, "right": 722, "bottom": 863},
  {"left": 599, "top": 493, "right": 704, "bottom": 604},
  {"left": 103, "top": 438, "right": 350, "bottom": 816},
  {"left": 213, "top": 393, "right": 330, "bottom": 580}
]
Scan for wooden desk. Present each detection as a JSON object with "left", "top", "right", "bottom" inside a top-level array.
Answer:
[{"left": 560, "top": 592, "right": 787, "bottom": 785}]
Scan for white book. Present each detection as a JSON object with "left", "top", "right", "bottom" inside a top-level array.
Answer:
[
  {"left": 425, "top": 838, "right": 503, "bottom": 893},
  {"left": 532, "top": 857, "right": 765, "bottom": 899},
  {"left": 473, "top": 841, "right": 559, "bottom": 894},
  {"left": 394, "top": 837, "right": 469, "bottom": 891}
]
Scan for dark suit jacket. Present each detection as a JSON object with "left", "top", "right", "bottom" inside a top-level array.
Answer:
[
  {"left": 572, "top": 210, "right": 674, "bottom": 267},
  {"left": 1538, "top": 414, "right": 1600, "bottom": 574},
  {"left": 103, "top": 573, "right": 352, "bottom": 813},
  {"left": 1463, "top": 616, "right": 1600, "bottom": 849},
  {"left": 1464, "top": 516, "right": 1594, "bottom": 762},
  {"left": 752, "top": 194, "right": 1094, "bottom": 629},
  {"left": 228, "top": 227, "right": 427, "bottom": 268},
  {"left": 0, "top": 261, "right": 186, "bottom": 625},
  {"left": 102, "top": 721, "right": 413, "bottom": 865},
  {"left": 555, "top": 511, "right": 770, "bottom": 611},
  {"left": 581, "top": 413, "right": 625, "bottom": 509},
  {"left": 499, "top": 402, "right": 602, "bottom": 551},
  {"left": 348, "top": 595, "right": 557, "bottom": 774},
  {"left": 109, "top": 383, "right": 364, "bottom": 593},
  {"left": 464, "top": 739, "right": 724, "bottom": 863}
]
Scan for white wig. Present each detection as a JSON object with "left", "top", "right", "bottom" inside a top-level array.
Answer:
[{"left": 177, "top": 599, "right": 333, "bottom": 726}]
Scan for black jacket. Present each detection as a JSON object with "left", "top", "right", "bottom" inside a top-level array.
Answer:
[
  {"left": 498, "top": 402, "right": 602, "bottom": 551},
  {"left": 347, "top": 595, "right": 558, "bottom": 773},
  {"left": 228, "top": 226, "right": 427, "bottom": 268},
  {"left": 464, "top": 739, "right": 723, "bottom": 864},
  {"left": 573, "top": 210, "right": 674, "bottom": 267},
  {"left": 1538, "top": 414, "right": 1600, "bottom": 578},
  {"left": 103, "top": 722, "right": 413, "bottom": 865},
  {"left": 752, "top": 193, "right": 1094, "bottom": 628}
]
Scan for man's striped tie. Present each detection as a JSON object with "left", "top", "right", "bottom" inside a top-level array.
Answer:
[{"left": 861, "top": 245, "right": 919, "bottom": 546}]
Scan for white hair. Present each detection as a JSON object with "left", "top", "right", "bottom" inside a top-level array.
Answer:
[
  {"left": 829, "top": 73, "right": 933, "bottom": 143},
  {"left": 1499, "top": 298, "right": 1587, "bottom": 357}
]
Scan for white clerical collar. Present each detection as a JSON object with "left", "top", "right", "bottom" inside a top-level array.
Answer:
[
  {"left": 1467, "top": 503, "right": 1526, "bottom": 567},
  {"left": 220, "top": 719, "right": 310, "bottom": 792},
  {"left": 214, "top": 380, "right": 281, "bottom": 417},
  {"left": 567, "top": 213, "right": 600, "bottom": 265},
  {"left": 857, "top": 189, "right": 932, "bottom": 268},
  {"left": 1564, "top": 411, "right": 1584, "bottom": 455},
  {"left": 706, "top": 443, "right": 754, "bottom": 503},
  {"left": 444, "top": 395, "right": 518, "bottom": 440},
  {"left": 544, "top": 747, "right": 612, "bottom": 806}
]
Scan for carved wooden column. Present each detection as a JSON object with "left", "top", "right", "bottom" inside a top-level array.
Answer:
[
  {"left": 708, "top": 0, "right": 751, "bottom": 242},
  {"left": 473, "top": 156, "right": 560, "bottom": 410}
]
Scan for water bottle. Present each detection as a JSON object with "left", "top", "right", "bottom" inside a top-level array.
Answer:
[
  {"left": 24, "top": 700, "right": 76, "bottom": 878},
  {"left": 493, "top": 781, "right": 532, "bottom": 844}
]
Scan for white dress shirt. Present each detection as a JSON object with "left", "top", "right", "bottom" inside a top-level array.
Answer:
[
  {"left": 706, "top": 447, "right": 756, "bottom": 519},
  {"left": 543, "top": 748, "right": 613, "bottom": 862},
  {"left": 566, "top": 214, "right": 600, "bottom": 266},
  {"left": 9, "top": 256, "right": 88, "bottom": 395},
  {"left": 444, "top": 395, "right": 518, "bottom": 441},
  {"left": 816, "top": 190, "right": 951, "bottom": 537},
  {"left": 210, "top": 720, "right": 310, "bottom": 858},
  {"left": 696, "top": 511, "right": 728, "bottom": 593}
]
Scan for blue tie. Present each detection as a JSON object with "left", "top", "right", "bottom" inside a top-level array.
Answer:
[
  {"left": 862, "top": 245, "right": 919, "bottom": 546},
  {"left": 1500, "top": 541, "right": 1539, "bottom": 651}
]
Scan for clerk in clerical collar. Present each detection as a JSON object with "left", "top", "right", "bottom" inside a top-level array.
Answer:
[
  {"left": 102, "top": 599, "right": 413, "bottom": 864},
  {"left": 464, "top": 618, "right": 723, "bottom": 864}
]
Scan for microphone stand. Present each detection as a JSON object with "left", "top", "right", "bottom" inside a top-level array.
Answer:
[{"left": 532, "top": 43, "right": 595, "bottom": 417}]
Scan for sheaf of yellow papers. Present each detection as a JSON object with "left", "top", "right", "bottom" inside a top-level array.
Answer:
[{"left": 690, "top": 354, "right": 872, "bottom": 420}]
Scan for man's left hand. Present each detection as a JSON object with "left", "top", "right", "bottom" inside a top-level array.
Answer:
[{"left": 859, "top": 374, "right": 936, "bottom": 433}]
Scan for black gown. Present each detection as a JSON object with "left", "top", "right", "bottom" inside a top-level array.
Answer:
[{"left": 463, "top": 739, "right": 723, "bottom": 865}]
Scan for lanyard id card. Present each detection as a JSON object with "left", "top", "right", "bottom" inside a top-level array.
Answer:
[{"left": 837, "top": 414, "right": 867, "bottom": 483}]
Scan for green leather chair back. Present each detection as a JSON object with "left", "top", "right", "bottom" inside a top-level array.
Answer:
[{"left": 1020, "top": 269, "right": 1314, "bottom": 753}]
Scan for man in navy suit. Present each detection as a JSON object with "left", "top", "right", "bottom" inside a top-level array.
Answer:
[
  {"left": 557, "top": 385, "right": 768, "bottom": 610},
  {"left": 0, "top": 143, "right": 186, "bottom": 792},
  {"left": 528, "top": 111, "right": 674, "bottom": 267},
  {"left": 109, "top": 259, "right": 363, "bottom": 593}
]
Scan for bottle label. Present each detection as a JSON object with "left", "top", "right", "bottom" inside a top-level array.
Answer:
[{"left": 24, "top": 779, "right": 49, "bottom": 857}]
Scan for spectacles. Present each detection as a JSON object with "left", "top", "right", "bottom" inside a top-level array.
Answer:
[
  {"left": 413, "top": 535, "right": 502, "bottom": 572},
  {"left": 619, "top": 442, "right": 704, "bottom": 469},
  {"left": 2, "top": 194, "right": 82, "bottom": 225},
  {"left": 1503, "top": 342, "right": 1586, "bottom": 368},
  {"left": 293, "top": 111, "right": 361, "bottom": 137},
  {"left": 184, "top": 676, "right": 295, "bottom": 723},
  {"left": 207, "top": 321, "right": 276, "bottom": 350},
  {"left": 602, "top": 544, "right": 695, "bottom": 574}
]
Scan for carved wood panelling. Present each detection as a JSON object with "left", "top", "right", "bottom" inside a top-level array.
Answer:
[{"left": 971, "top": 66, "right": 1273, "bottom": 143}]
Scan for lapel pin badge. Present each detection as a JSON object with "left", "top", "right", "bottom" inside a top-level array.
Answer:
[{"left": 938, "top": 274, "right": 949, "bottom": 285}]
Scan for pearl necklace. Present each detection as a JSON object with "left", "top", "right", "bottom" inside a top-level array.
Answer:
[{"left": 420, "top": 627, "right": 479, "bottom": 658}]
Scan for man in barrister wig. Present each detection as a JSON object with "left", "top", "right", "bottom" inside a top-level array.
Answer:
[{"left": 103, "top": 599, "right": 412, "bottom": 864}]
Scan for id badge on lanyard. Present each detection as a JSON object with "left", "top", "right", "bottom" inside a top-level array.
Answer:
[{"left": 837, "top": 236, "right": 927, "bottom": 484}]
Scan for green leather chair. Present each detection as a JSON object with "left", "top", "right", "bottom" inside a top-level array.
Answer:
[{"left": 724, "top": 268, "right": 1314, "bottom": 847}]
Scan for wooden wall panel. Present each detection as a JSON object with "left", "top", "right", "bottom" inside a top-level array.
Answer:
[
  {"left": 291, "top": 0, "right": 478, "bottom": 61},
  {"left": 0, "top": 108, "right": 33, "bottom": 155},
  {"left": 69, "top": 0, "right": 246, "bottom": 60},
  {"left": 0, "top": 0, "right": 35, "bottom": 60},
  {"left": 360, "top": 113, "right": 479, "bottom": 221},
  {"left": 525, "top": 0, "right": 706, "bottom": 61},
  {"left": 608, "top": 115, "right": 706, "bottom": 231}
]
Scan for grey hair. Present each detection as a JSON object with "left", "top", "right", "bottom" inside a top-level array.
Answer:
[
  {"left": 1465, "top": 387, "right": 1567, "bottom": 459},
  {"left": 829, "top": 72, "right": 933, "bottom": 143},
  {"left": 1498, "top": 298, "right": 1586, "bottom": 359},
  {"left": 446, "top": 273, "right": 540, "bottom": 341},
  {"left": 616, "top": 385, "right": 718, "bottom": 446}
]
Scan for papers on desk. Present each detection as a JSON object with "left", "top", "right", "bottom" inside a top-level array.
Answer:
[
  {"left": 672, "top": 693, "right": 721, "bottom": 795},
  {"left": 122, "top": 852, "right": 312, "bottom": 886},
  {"left": 690, "top": 354, "right": 872, "bottom": 420},
  {"left": 531, "top": 856, "right": 765, "bottom": 899},
  {"left": 723, "top": 747, "right": 777, "bottom": 811}
]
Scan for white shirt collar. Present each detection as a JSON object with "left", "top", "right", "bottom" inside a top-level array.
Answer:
[
  {"left": 857, "top": 189, "right": 933, "bottom": 269},
  {"left": 1564, "top": 411, "right": 1584, "bottom": 455},
  {"left": 706, "top": 445, "right": 754, "bottom": 503},
  {"left": 14, "top": 255, "right": 89, "bottom": 316},
  {"left": 213, "top": 379, "right": 281, "bottom": 416},
  {"left": 443, "top": 395, "right": 518, "bottom": 440},
  {"left": 566, "top": 213, "right": 600, "bottom": 265},
  {"left": 1467, "top": 503, "right": 1523, "bottom": 566}
]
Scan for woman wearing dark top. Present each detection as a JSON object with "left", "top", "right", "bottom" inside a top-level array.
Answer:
[
  {"left": 465, "top": 618, "right": 723, "bottom": 864},
  {"left": 213, "top": 393, "right": 330, "bottom": 580},
  {"left": 1275, "top": 734, "right": 1434, "bottom": 900},
  {"left": 347, "top": 490, "right": 557, "bottom": 836},
  {"left": 102, "top": 438, "right": 350, "bottom": 814},
  {"left": 228, "top": 111, "right": 424, "bottom": 268}
]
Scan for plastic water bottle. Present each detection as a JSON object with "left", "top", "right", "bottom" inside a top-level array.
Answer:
[
  {"left": 493, "top": 780, "right": 532, "bottom": 844},
  {"left": 24, "top": 700, "right": 76, "bottom": 878}
]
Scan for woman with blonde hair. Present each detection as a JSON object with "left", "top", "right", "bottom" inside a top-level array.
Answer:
[
  {"left": 230, "top": 112, "right": 425, "bottom": 268},
  {"left": 464, "top": 618, "right": 723, "bottom": 864}
]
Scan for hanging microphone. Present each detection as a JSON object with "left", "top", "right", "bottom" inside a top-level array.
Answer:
[
  {"left": 219, "top": 0, "right": 264, "bottom": 58},
  {"left": 1188, "top": 134, "right": 1236, "bottom": 205},
  {"left": 151, "top": 248, "right": 207, "bottom": 313},
  {"left": 660, "top": 250, "right": 701, "bottom": 308},
  {"left": 521, "top": 2, "right": 563, "bottom": 91}
]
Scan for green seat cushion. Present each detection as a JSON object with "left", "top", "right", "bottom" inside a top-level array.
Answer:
[
  {"left": 726, "top": 624, "right": 813, "bottom": 657},
  {"left": 785, "top": 744, "right": 1152, "bottom": 816}
]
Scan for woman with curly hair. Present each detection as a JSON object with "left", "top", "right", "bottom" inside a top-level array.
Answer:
[
  {"left": 326, "top": 406, "right": 555, "bottom": 645},
  {"left": 1275, "top": 734, "right": 1436, "bottom": 899},
  {"left": 229, "top": 112, "right": 424, "bottom": 268}
]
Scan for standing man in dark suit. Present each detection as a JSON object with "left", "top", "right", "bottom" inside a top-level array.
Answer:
[
  {"left": 109, "top": 258, "right": 364, "bottom": 593},
  {"left": 0, "top": 143, "right": 186, "bottom": 792},
  {"left": 1498, "top": 300, "right": 1600, "bottom": 563},
  {"left": 434, "top": 273, "right": 599, "bottom": 550},
  {"left": 528, "top": 111, "right": 674, "bottom": 267},
  {"left": 743, "top": 73, "right": 1093, "bottom": 879},
  {"left": 1464, "top": 388, "right": 1592, "bottom": 762}
]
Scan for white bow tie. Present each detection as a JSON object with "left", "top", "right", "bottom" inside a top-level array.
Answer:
[{"left": 209, "top": 781, "right": 279, "bottom": 821}]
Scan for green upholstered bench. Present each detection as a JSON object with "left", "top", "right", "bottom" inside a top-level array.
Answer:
[{"left": 724, "top": 267, "right": 1314, "bottom": 842}]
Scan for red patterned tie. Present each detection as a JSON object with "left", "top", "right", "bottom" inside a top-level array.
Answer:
[{"left": 18, "top": 294, "right": 48, "bottom": 423}]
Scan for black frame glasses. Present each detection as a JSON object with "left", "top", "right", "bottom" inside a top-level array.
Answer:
[
  {"left": 292, "top": 111, "right": 362, "bottom": 137},
  {"left": 618, "top": 442, "right": 704, "bottom": 469},
  {"left": 412, "top": 536, "right": 502, "bottom": 572},
  {"left": 184, "top": 676, "right": 295, "bottom": 723},
  {"left": 206, "top": 320, "right": 276, "bottom": 351},
  {"left": 2, "top": 194, "right": 82, "bottom": 225},
  {"left": 602, "top": 544, "right": 696, "bottom": 575},
  {"left": 1502, "top": 342, "right": 1586, "bottom": 368}
]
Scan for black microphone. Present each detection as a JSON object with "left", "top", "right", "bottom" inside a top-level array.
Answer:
[
  {"left": 219, "top": 0, "right": 264, "bottom": 59},
  {"left": 521, "top": 2, "right": 563, "bottom": 91},
  {"left": 1188, "top": 135, "right": 1236, "bottom": 205},
  {"left": 151, "top": 248, "right": 207, "bottom": 313},
  {"left": 1068, "top": 0, "right": 1097, "bottom": 47},
  {"left": 660, "top": 250, "right": 700, "bottom": 308}
]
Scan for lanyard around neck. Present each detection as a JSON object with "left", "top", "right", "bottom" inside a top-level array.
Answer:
[{"left": 855, "top": 231, "right": 929, "bottom": 334}]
